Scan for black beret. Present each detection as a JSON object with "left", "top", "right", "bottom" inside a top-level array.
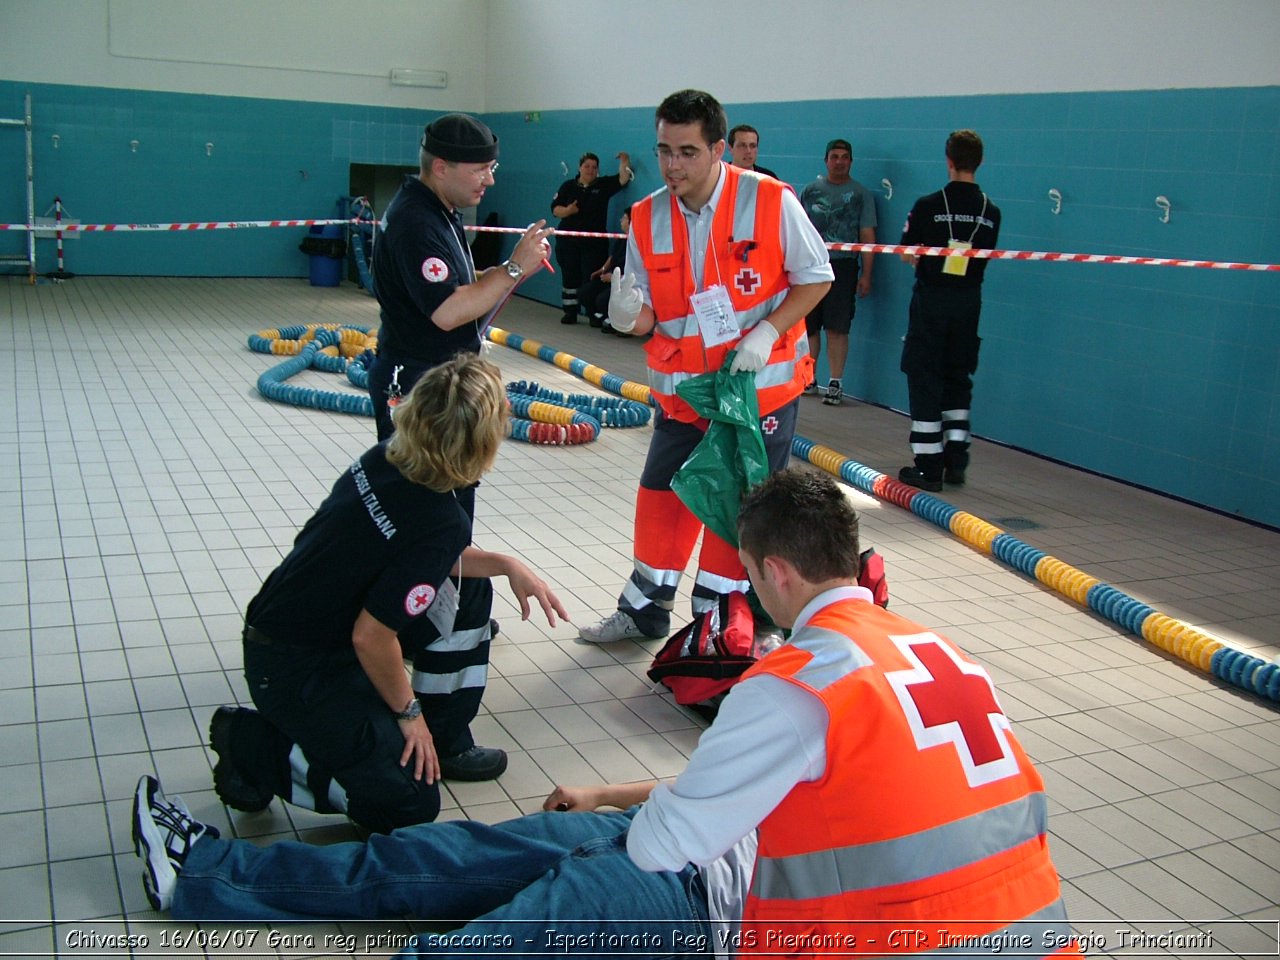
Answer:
[{"left": 421, "top": 113, "right": 499, "bottom": 163}]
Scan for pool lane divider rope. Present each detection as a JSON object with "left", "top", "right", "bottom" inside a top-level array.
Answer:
[
  {"left": 485, "top": 327, "right": 655, "bottom": 406},
  {"left": 792, "top": 438, "right": 1278, "bottom": 704},
  {"left": 254, "top": 330, "right": 1274, "bottom": 706},
  {"left": 247, "top": 325, "right": 645, "bottom": 446}
]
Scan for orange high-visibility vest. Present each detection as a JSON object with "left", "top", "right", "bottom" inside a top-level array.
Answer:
[
  {"left": 631, "top": 164, "right": 814, "bottom": 423},
  {"left": 739, "top": 598, "right": 1081, "bottom": 958}
]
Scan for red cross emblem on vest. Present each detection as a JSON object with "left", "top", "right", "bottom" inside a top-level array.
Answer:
[
  {"left": 884, "top": 633, "right": 1019, "bottom": 787},
  {"left": 734, "top": 267, "right": 761, "bottom": 297},
  {"left": 760, "top": 415, "right": 779, "bottom": 435}
]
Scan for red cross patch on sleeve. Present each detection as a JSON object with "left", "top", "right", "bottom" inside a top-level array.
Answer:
[
  {"left": 405, "top": 584, "right": 436, "bottom": 616},
  {"left": 421, "top": 257, "right": 450, "bottom": 282},
  {"left": 884, "top": 632, "right": 1019, "bottom": 787}
]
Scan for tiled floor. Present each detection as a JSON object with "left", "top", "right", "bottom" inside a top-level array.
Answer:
[{"left": 1, "top": 276, "right": 1277, "bottom": 958}]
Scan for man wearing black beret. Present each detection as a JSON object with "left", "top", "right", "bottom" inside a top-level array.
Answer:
[
  {"left": 360, "top": 114, "right": 552, "bottom": 783},
  {"left": 369, "top": 113, "right": 552, "bottom": 439}
]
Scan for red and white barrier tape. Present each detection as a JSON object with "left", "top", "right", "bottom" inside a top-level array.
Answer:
[
  {"left": 0, "top": 218, "right": 344, "bottom": 232},
  {"left": 4, "top": 218, "right": 1276, "bottom": 272}
]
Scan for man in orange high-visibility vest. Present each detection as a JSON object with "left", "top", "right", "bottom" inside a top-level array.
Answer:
[
  {"left": 578, "top": 89, "right": 833, "bottom": 645},
  {"left": 627, "top": 469, "right": 1082, "bottom": 958}
]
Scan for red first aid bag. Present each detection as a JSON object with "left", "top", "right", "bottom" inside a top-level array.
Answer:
[
  {"left": 646, "top": 550, "right": 889, "bottom": 718},
  {"left": 646, "top": 591, "right": 757, "bottom": 718}
]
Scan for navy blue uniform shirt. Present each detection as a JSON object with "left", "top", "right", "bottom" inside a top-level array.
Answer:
[
  {"left": 373, "top": 176, "right": 480, "bottom": 365},
  {"left": 245, "top": 444, "right": 471, "bottom": 648}
]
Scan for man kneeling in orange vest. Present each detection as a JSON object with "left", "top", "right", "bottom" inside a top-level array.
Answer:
[{"left": 622, "top": 468, "right": 1082, "bottom": 957}]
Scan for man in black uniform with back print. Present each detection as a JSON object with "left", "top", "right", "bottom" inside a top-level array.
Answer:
[{"left": 897, "top": 129, "right": 1001, "bottom": 493}]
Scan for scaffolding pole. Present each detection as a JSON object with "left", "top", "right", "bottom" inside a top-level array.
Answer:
[{"left": 0, "top": 94, "right": 36, "bottom": 283}]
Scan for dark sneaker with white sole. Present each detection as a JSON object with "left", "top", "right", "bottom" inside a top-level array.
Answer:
[
  {"left": 132, "top": 775, "right": 218, "bottom": 911},
  {"left": 439, "top": 745, "right": 508, "bottom": 781},
  {"left": 209, "top": 707, "right": 273, "bottom": 812}
]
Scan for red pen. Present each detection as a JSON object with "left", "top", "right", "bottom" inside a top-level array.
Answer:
[{"left": 541, "top": 257, "right": 556, "bottom": 274}]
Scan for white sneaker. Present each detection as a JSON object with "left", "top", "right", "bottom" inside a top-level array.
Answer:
[
  {"left": 132, "top": 775, "right": 219, "bottom": 911},
  {"left": 578, "top": 610, "right": 659, "bottom": 643},
  {"left": 802, "top": 382, "right": 818, "bottom": 396},
  {"left": 822, "top": 380, "right": 843, "bottom": 406}
]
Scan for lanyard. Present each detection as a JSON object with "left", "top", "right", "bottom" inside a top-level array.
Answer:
[
  {"left": 942, "top": 186, "right": 988, "bottom": 245},
  {"left": 442, "top": 213, "right": 476, "bottom": 285}
]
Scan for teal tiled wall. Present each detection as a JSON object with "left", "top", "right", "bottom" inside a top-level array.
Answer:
[{"left": 1, "top": 80, "right": 1276, "bottom": 527}]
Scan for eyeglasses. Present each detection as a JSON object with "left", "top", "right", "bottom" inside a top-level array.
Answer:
[
  {"left": 455, "top": 161, "right": 499, "bottom": 179},
  {"left": 653, "top": 145, "right": 708, "bottom": 166}
]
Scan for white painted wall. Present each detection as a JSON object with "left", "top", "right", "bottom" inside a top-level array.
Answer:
[
  {"left": 0, "top": 0, "right": 489, "bottom": 109},
  {"left": 3, "top": 0, "right": 1277, "bottom": 111},
  {"left": 485, "top": 0, "right": 1280, "bottom": 111}
]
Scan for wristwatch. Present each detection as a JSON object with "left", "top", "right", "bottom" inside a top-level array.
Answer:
[
  {"left": 393, "top": 698, "right": 422, "bottom": 721},
  {"left": 503, "top": 259, "right": 524, "bottom": 281}
]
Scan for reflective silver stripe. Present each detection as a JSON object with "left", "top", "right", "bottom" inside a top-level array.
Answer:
[
  {"left": 635, "top": 558, "right": 684, "bottom": 588},
  {"left": 412, "top": 662, "right": 488, "bottom": 695},
  {"left": 286, "top": 744, "right": 348, "bottom": 814},
  {"left": 650, "top": 354, "right": 802, "bottom": 399},
  {"left": 787, "top": 627, "right": 875, "bottom": 691},
  {"left": 694, "top": 569, "right": 752, "bottom": 596},
  {"left": 287, "top": 743, "right": 316, "bottom": 811},
  {"left": 655, "top": 312, "right": 700, "bottom": 340},
  {"left": 912, "top": 420, "right": 942, "bottom": 432},
  {"left": 912, "top": 440, "right": 946, "bottom": 454},
  {"left": 423, "top": 622, "right": 489, "bottom": 654},
  {"left": 622, "top": 578, "right": 675, "bottom": 611},
  {"left": 648, "top": 187, "right": 674, "bottom": 255},
  {"left": 691, "top": 594, "right": 718, "bottom": 616},
  {"left": 731, "top": 171, "right": 760, "bottom": 241},
  {"left": 944, "top": 429, "right": 970, "bottom": 442},
  {"left": 751, "top": 792, "right": 1048, "bottom": 900},
  {"left": 923, "top": 899, "right": 1072, "bottom": 958},
  {"left": 941, "top": 408, "right": 970, "bottom": 420},
  {"left": 649, "top": 285, "right": 782, "bottom": 339}
]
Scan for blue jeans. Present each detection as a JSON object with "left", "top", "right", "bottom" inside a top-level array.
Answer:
[{"left": 172, "top": 808, "right": 711, "bottom": 957}]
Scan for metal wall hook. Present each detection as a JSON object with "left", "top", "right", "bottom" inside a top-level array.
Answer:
[
  {"left": 205, "top": 142, "right": 214, "bottom": 157},
  {"left": 560, "top": 161, "right": 569, "bottom": 176},
  {"left": 129, "top": 139, "right": 139, "bottom": 153},
  {"left": 51, "top": 134, "right": 60, "bottom": 149},
  {"left": 881, "top": 178, "right": 893, "bottom": 200},
  {"left": 1155, "top": 196, "right": 1171, "bottom": 223},
  {"left": 1048, "top": 188, "right": 1062, "bottom": 215}
]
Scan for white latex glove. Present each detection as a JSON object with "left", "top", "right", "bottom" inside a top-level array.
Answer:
[
  {"left": 608, "top": 269, "right": 643, "bottom": 333},
  {"left": 729, "top": 321, "right": 780, "bottom": 373}
]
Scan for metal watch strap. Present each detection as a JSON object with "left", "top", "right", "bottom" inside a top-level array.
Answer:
[{"left": 394, "top": 698, "right": 421, "bottom": 721}]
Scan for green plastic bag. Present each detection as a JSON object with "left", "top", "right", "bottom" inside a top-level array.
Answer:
[{"left": 670, "top": 352, "right": 769, "bottom": 547}]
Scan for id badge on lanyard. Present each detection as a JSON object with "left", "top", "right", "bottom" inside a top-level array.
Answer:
[
  {"left": 941, "top": 188, "right": 987, "bottom": 278},
  {"left": 943, "top": 240, "right": 971, "bottom": 277},
  {"left": 425, "top": 577, "right": 459, "bottom": 637},
  {"left": 691, "top": 284, "right": 739, "bottom": 348}
]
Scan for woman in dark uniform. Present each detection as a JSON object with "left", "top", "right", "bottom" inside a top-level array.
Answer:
[{"left": 209, "top": 355, "right": 568, "bottom": 833}]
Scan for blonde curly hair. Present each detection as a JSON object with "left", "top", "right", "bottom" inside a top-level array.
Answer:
[{"left": 385, "top": 354, "right": 508, "bottom": 491}]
